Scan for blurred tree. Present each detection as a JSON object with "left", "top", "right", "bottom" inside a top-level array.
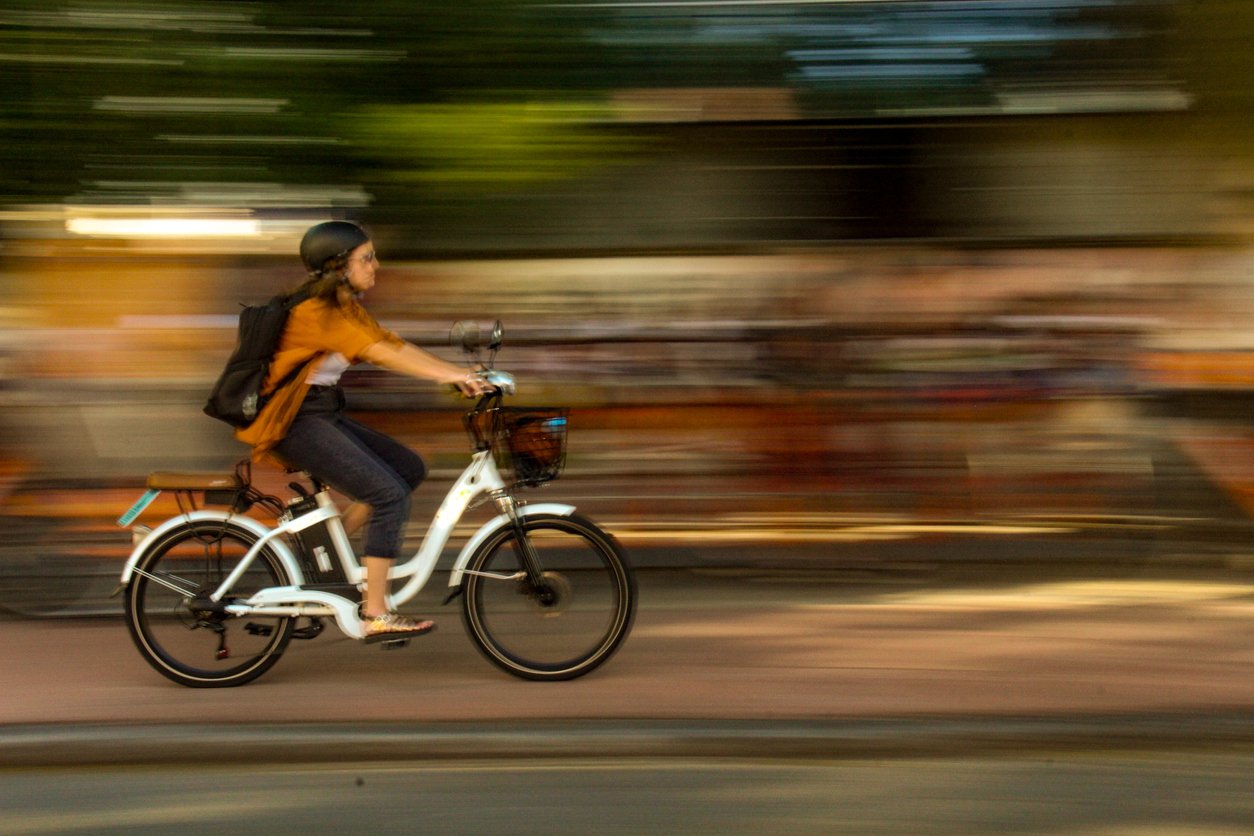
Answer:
[
  {"left": 0, "top": 0, "right": 1247, "bottom": 248},
  {"left": 0, "top": 0, "right": 616, "bottom": 206},
  {"left": 350, "top": 101, "right": 637, "bottom": 192}
]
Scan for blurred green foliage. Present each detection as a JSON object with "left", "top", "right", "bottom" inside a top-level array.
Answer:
[
  {"left": 0, "top": 0, "right": 1249, "bottom": 248},
  {"left": 0, "top": 0, "right": 607, "bottom": 206},
  {"left": 351, "top": 102, "right": 638, "bottom": 193}
]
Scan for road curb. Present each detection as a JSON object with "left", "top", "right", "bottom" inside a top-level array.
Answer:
[{"left": 4, "top": 714, "right": 1254, "bottom": 768}]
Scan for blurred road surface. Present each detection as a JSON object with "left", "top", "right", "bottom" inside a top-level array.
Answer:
[
  {"left": 3, "top": 567, "right": 1252, "bottom": 833},
  {"left": 2, "top": 569, "right": 1250, "bottom": 742},
  {"left": 5, "top": 751, "right": 1254, "bottom": 835}
]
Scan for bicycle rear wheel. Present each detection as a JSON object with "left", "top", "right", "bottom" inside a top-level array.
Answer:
[
  {"left": 461, "top": 513, "right": 635, "bottom": 681},
  {"left": 124, "top": 520, "right": 294, "bottom": 687}
]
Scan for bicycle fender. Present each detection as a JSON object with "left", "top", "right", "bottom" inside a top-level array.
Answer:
[
  {"left": 447, "top": 503, "right": 576, "bottom": 588},
  {"left": 119, "top": 510, "right": 304, "bottom": 585}
]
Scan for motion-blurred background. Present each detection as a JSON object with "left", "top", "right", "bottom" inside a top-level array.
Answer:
[{"left": 1, "top": 0, "right": 1252, "bottom": 613}]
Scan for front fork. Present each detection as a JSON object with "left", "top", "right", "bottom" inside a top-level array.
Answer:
[{"left": 495, "top": 493, "right": 550, "bottom": 598}]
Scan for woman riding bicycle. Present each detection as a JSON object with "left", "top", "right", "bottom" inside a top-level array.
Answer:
[{"left": 236, "top": 220, "right": 491, "bottom": 638}]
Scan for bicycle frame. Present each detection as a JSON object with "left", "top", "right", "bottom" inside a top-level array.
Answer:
[{"left": 120, "top": 447, "right": 575, "bottom": 640}]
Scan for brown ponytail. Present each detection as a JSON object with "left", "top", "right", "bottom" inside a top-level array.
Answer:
[{"left": 294, "top": 252, "right": 352, "bottom": 305}]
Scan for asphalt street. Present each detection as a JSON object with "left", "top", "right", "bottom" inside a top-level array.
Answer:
[
  {"left": 7, "top": 752, "right": 1254, "bottom": 835},
  {"left": 2, "top": 568, "right": 1252, "bottom": 762}
]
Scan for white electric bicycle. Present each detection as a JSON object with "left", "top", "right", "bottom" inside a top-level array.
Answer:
[{"left": 116, "top": 321, "right": 636, "bottom": 687}]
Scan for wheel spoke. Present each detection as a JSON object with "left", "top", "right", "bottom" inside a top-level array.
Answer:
[
  {"left": 461, "top": 568, "right": 527, "bottom": 582},
  {"left": 130, "top": 567, "right": 199, "bottom": 598}
]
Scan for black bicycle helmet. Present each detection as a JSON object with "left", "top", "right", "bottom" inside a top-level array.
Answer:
[{"left": 299, "top": 221, "right": 370, "bottom": 274}]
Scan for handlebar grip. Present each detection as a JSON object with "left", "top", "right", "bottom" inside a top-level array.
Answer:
[{"left": 483, "top": 370, "right": 516, "bottom": 394}]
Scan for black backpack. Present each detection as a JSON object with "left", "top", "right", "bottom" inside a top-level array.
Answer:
[{"left": 203, "top": 289, "right": 311, "bottom": 427}]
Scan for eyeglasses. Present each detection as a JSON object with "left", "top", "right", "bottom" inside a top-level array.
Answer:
[{"left": 355, "top": 251, "right": 377, "bottom": 265}]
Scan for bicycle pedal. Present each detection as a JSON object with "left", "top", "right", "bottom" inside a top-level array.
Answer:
[
  {"left": 379, "top": 638, "right": 411, "bottom": 650},
  {"left": 364, "top": 632, "right": 421, "bottom": 646},
  {"left": 291, "top": 617, "right": 325, "bottom": 641},
  {"left": 244, "top": 622, "right": 273, "bottom": 637}
]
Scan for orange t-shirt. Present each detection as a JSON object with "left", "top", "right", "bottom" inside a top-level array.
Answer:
[{"left": 234, "top": 296, "right": 403, "bottom": 459}]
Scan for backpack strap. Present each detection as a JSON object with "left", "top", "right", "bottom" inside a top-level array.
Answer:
[
  {"left": 284, "top": 285, "right": 314, "bottom": 310},
  {"left": 260, "top": 287, "right": 319, "bottom": 399}
]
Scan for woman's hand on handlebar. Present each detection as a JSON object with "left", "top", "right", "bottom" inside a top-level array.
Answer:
[
  {"left": 453, "top": 369, "right": 516, "bottom": 398},
  {"left": 453, "top": 371, "right": 494, "bottom": 398}
]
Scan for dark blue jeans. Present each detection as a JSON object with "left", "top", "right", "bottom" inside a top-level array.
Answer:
[{"left": 273, "top": 386, "right": 426, "bottom": 559}]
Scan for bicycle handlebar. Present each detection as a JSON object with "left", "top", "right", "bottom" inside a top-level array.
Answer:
[
  {"left": 462, "top": 369, "right": 517, "bottom": 452},
  {"left": 480, "top": 369, "right": 516, "bottom": 395}
]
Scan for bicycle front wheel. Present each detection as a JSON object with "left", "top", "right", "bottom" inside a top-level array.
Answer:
[
  {"left": 124, "top": 520, "right": 294, "bottom": 688},
  {"left": 461, "top": 514, "right": 636, "bottom": 681}
]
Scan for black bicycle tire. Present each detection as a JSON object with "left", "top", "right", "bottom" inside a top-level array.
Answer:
[
  {"left": 124, "top": 519, "right": 295, "bottom": 688},
  {"left": 460, "top": 513, "right": 636, "bottom": 681}
]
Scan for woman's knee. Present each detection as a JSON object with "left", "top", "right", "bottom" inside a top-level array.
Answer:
[
  {"left": 362, "top": 478, "right": 411, "bottom": 515},
  {"left": 387, "top": 449, "right": 427, "bottom": 491},
  {"left": 403, "top": 456, "right": 427, "bottom": 490}
]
